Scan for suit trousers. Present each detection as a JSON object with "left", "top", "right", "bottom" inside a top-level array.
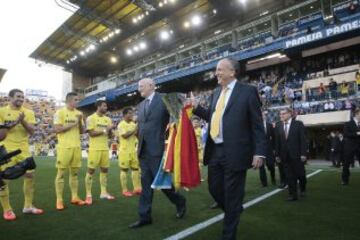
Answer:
[
  {"left": 342, "top": 147, "right": 359, "bottom": 183},
  {"left": 259, "top": 159, "right": 275, "bottom": 186},
  {"left": 208, "top": 144, "right": 247, "bottom": 240},
  {"left": 138, "top": 143, "right": 185, "bottom": 221},
  {"left": 283, "top": 153, "right": 306, "bottom": 197},
  {"left": 277, "top": 162, "right": 287, "bottom": 186}
]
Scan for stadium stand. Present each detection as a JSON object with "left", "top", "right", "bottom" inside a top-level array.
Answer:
[{"left": 28, "top": 0, "right": 360, "bottom": 160}]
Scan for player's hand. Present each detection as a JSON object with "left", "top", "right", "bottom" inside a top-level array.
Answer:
[
  {"left": 76, "top": 113, "right": 83, "bottom": 122},
  {"left": 17, "top": 112, "right": 25, "bottom": 123},
  {"left": 357, "top": 131, "right": 360, "bottom": 135},
  {"left": 252, "top": 156, "right": 263, "bottom": 169},
  {"left": 275, "top": 157, "right": 281, "bottom": 163},
  {"left": 301, "top": 156, "right": 307, "bottom": 162},
  {"left": 106, "top": 125, "right": 114, "bottom": 132}
]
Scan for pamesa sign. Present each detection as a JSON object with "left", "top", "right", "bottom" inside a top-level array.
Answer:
[{"left": 285, "top": 19, "right": 360, "bottom": 48}]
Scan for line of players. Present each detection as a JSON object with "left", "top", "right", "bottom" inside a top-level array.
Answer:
[{"left": 0, "top": 89, "right": 142, "bottom": 221}]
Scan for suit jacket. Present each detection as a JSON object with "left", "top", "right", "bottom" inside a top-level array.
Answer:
[
  {"left": 343, "top": 119, "right": 360, "bottom": 152},
  {"left": 194, "top": 81, "right": 267, "bottom": 170},
  {"left": 264, "top": 122, "right": 275, "bottom": 163},
  {"left": 274, "top": 119, "right": 307, "bottom": 162},
  {"left": 329, "top": 136, "right": 341, "bottom": 153},
  {"left": 137, "top": 93, "right": 169, "bottom": 158}
]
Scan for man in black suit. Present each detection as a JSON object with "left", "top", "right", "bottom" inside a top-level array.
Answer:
[
  {"left": 192, "top": 58, "right": 266, "bottom": 240},
  {"left": 341, "top": 108, "right": 360, "bottom": 185},
  {"left": 329, "top": 131, "right": 341, "bottom": 167},
  {"left": 259, "top": 111, "right": 276, "bottom": 186},
  {"left": 129, "top": 78, "right": 186, "bottom": 229},
  {"left": 274, "top": 108, "right": 307, "bottom": 201}
]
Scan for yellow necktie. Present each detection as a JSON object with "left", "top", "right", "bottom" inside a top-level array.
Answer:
[{"left": 210, "top": 87, "right": 229, "bottom": 140}]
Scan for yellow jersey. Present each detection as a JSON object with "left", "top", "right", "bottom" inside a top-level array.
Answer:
[
  {"left": 86, "top": 113, "right": 112, "bottom": 150},
  {"left": 54, "top": 107, "right": 83, "bottom": 148},
  {"left": 0, "top": 105, "right": 35, "bottom": 150},
  {"left": 117, "top": 120, "right": 137, "bottom": 153}
]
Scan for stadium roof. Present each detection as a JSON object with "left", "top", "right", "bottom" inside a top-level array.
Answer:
[
  {"left": 30, "top": 0, "right": 280, "bottom": 77},
  {"left": 0, "top": 68, "right": 7, "bottom": 83}
]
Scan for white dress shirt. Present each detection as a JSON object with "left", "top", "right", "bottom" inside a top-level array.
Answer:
[
  {"left": 354, "top": 117, "right": 359, "bottom": 127},
  {"left": 284, "top": 118, "right": 292, "bottom": 137},
  {"left": 211, "top": 80, "right": 237, "bottom": 144},
  {"left": 146, "top": 92, "right": 155, "bottom": 105}
]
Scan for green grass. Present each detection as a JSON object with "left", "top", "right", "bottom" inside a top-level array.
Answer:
[{"left": 0, "top": 158, "right": 359, "bottom": 240}]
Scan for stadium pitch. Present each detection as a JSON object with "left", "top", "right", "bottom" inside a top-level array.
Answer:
[{"left": 0, "top": 158, "right": 359, "bottom": 240}]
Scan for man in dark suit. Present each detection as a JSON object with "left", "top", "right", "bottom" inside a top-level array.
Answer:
[
  {"left": 192, "top": 58, "right": 266, "bottom": 240},
  {"left": 274, "top": 108, "right": 307, "bottom": 201},
  {"left": 129, "top": 78, "right": 186, "bottom": 229},
  {"left": 329, "top": 131, "right": 341, "bottom": 167},
  {"left": 259, "top": 111, "right": 276, "bottom": 187},
  {"left": 341, "top": 108, "right": 360, "bottom": 185}
]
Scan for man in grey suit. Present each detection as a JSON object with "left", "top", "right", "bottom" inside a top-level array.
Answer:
[
  {"left": 129, "top": 78, "right": 186, "bottom": 229},
  {"left": 192, "top": 58, "right": 266, "bottom": 240}
]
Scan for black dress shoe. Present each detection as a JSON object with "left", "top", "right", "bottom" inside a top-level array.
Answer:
[
  {"left": 176, "top": 202, "right": 186, "bottom": 219},
  {"left": 286, "top": 196, "right": 298, "bottom": 202},
  {"left": 128, "top": 219, "right": 152, "bottom": 229},
  {"left": 210, "top": 202, "right": 219, "bottom": 209},
  {"left": 279, "top": 183, "right": 287, "bottom": 189}
]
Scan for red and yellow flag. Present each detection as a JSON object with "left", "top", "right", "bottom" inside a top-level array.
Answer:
[{"left": 163, "top": 105, "right": 201, "bottom": 190}]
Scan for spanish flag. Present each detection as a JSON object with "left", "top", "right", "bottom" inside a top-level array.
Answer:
[
  {"left": 153, "top": 105, "right": 201, "bottom": 190},
  {"left": 164, "top": 105, "right": 201, "bottom": 189}
]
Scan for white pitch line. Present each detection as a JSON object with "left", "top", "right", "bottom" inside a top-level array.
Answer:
[{"left": 164, "top": 169, "right": 323, "bottom": 240}]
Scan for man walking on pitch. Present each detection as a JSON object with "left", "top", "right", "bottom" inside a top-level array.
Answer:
[{"left": 129, "top": 78, "right": 186, "bottom": 229}]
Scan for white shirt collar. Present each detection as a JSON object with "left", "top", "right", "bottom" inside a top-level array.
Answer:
[
  {"left": 225, "top": 79, "right": 237, "bottom": 91},
  {"left": 146, "top": 92, "right": 155, "bottom": 103},
  {"left": 353, "top": 118, "right": 359, "bottom": 125},
  {"left": 284, "top": 118, "right": 292, "bottom": 126}
]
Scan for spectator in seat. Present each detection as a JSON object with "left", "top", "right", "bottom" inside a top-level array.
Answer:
[
  {"left": 349, "top": 2, "right": 357, "bottom": 14},
  {"left": 319, "top": 83, "right": 326, "bottom": 100},
  {"left": 356, "top": 71, "right": 360, "bottom": 92},
  {"left": 329, "top": 78, "right": 338, "bottom": 99},
  {"left": 340, "top": 81, "right": 349, "bottom": 97}
]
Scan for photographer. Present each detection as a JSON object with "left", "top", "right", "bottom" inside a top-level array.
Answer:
[{"left": 0, "top": 89, "right": 43, "bottom": 221}]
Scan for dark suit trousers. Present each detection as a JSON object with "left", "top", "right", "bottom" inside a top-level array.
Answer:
[
  {"left": 277, "top": 162, "right": 287, "bottom": 186},
  {"left": 342, "top": 147, "right": 359, "bottom": 183},
  {"left": 138, "top": 144, "right": 185, "bottom": 221},
  {"left": 329, "top": 151, "right": 340, "bottom": 167},
  {"left": 208, "top": 144, "right": 247, "bottom": 240},
  {"left": 283, "top": 153, "right": 306, "bottom": 197},
  {"left": 259, "top": 159, "right": 275, "bottom": 186}
]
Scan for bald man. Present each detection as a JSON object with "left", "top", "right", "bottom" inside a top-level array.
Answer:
[{"left": 129, "top": 78, "right": 186, "bottom": 229}]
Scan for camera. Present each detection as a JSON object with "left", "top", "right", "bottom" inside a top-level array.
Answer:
[{"left": 0, "top": 125, "right": 36, "bottom": 189}]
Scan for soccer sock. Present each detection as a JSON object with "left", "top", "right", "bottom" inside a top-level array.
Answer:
[
  {"left": 55, "top": 168, "right": 65, "bottom": 203},
  {"left": 99, "top": 172, "right": 107, "bottom": 195},
  {"left": 85, "top": 173, "right": 93, "bottom": 197},
  {"left": 69, "top": 168, "right": 80, "bottom": 200},
  {"left": 0, "top": 181, "right": 12, "bottom": 212},
  {"left": 120, "top": 170, "right": 128, "bottom": 193},
  {"left": 23, "top": 175, "right": 34, "bottom": 209},
  {"left": 131, "top": 169, "right": 141, "bottom": 190}
]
